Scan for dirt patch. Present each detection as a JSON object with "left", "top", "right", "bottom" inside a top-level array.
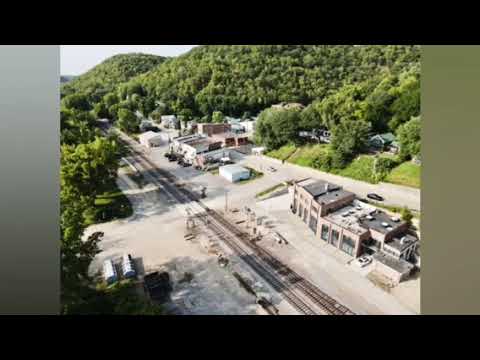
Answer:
[{"left": 367, "top": 271, "right": 395, "bottom": 293}]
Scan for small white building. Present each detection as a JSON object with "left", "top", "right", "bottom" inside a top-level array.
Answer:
[
  {"left": 161, "top": 115, "right": 179, "bottom": 129},
  {"left": 139, "top": 131, "right": 166, "bottom": 148},
  {"left": 240, "top": 120, "right": 256, "bottom": 133},
  {"left": 252, "top": 147, "right": 266, "bottom": 156},
  {"left": 219, "top": 165, "right": 251, "bottom": 183}
]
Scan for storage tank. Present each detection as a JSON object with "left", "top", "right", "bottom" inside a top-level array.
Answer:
[
  {"left": 122, "top": 254, "right": 136, "bottom": 279},
  {"left": 103, "top": 260, "right": 118, "bottom": 285}
]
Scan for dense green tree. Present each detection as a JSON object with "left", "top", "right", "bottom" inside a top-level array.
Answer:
[
  {"left": 60, "top": 137, "right": 121, "bottom": 314},
  {"left": 62, "top": 93, "right": 91, "bottom": 111},
  {"left": 388, "top": 68, "right": 421, "bottom": 131},
  {"left": 212, "top": 111, "right": 225, "bottom": 123},
  {"left": 397, "top": 116, "right": 421, "bottom": 161},
  {"left": 117, "top": 108, "right": 139, "bottom": 133},
  {"left": 93, "top": 101, "right": 110, "bottom": 119},
  {"left": 104, "top": 92, "right": 119, "bottom": 108},
  {"left": 255, "top": 109, "right": 301, "bottom": 150},
  {"left": 61, "top": 137, "right": 120, "bottom": 199},
  {"left": 330, "top": 119, "right": 371, "bottom": 168}
]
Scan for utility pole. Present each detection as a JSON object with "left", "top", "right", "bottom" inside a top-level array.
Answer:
[{"left": 225, "top": 190, "right": 229, "bottom": 213}]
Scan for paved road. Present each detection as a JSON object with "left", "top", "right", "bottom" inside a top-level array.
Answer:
[{"left": 235, "top": 154, "right": 421, "bottom": 212}]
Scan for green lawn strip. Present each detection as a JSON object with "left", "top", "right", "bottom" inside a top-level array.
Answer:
[
  {"left": 86, "top": 185, "right": 133, "bottom": 225},
  {"left": 385, "top": 162, "right": 421, "bottom": 188},
  {"left": 266, "top": 144, "right": 297, "bottom": 161},
  {"left": 267, "top": 143, "right": 420, "bottom": 189},
  {"left": 255, "top": 183, "right": 287, "bottom": 199},
  {"left": 366, "top": 200, "right": 420, "bottom": 219},
  {"left": 332, "top": 155, "right": 377, "bottom": 184},
  {"left": 287, "top": 144, "right": 329, "bottom": 167}
]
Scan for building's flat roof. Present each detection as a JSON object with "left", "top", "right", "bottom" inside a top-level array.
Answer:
[
  {"left": 184, "top": 138, "right": 220, "bottom": 150},
  {"left": 220, "top": 164, "right": 250, "bottom": 175},
  {"left": 359, "top": 211, "right": 405, "bottom": 234},
  {"left": 174, "top": 134, "right": 205, "bottom": 143},
  {"left": 211, "top": 132, "right": 248, "bottom": 139},
  {"left": 297, "top": 179, "right": 354, "bottom": 205},
  {"left": 373, "top": 252, "right": 414, "bottom": 274},
  {"left": 385, "top": 234, "right": 418, "bottom": 252},
  {"left": 325, "top": 200, "right": 377, "bottom": 236},
  {"left": 139, "top": 131, "right": 163, "bottom": 141}
]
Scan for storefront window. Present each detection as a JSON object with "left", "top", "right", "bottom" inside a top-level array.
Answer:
[
  {"left": 321, "top": 225, "right": 329, "bottom": 241},
  {"left": 341, "top": 235, "right": 355, "bottom": 256},
  {"left": 309, "top": 216, "right": 317, "bottom": 234},
  {"left": 331, "top": 230, "right": 339, "bottom": 247}
]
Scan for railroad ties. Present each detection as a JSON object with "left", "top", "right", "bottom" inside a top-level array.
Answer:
[{"left": 116, "top": 131, "right": 355, "bottom": 316}]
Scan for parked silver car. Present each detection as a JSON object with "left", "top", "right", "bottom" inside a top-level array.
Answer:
[{"left": 356, "top": 255, "right": 373, "bottom": 268}]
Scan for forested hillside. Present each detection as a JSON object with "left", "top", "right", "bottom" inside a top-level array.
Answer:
[
  {"left": 61, "top": 53, "right": 166, "bottom": 103},
  {"left": 125, "top": 45, "right": 420, "bottom": 120}
]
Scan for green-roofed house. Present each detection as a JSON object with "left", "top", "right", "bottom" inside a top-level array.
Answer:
[{"left": 369, "top": 133, "right": 400, "bottom": 154}]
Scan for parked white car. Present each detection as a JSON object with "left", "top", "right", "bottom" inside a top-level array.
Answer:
[{"left": 356, "top": 255, "right": 373, "bottom": 268}]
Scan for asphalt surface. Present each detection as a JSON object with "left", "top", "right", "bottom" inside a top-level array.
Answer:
[{"left": 237, "top": 154, "right": 421, "bottom": 211}]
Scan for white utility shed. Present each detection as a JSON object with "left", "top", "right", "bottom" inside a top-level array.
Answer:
[
  {"left": 139, "top": 131, "right": 166, "bottom": 148},
  {"left": 219, "top": 165, "right": 251, "bottom": 183}
]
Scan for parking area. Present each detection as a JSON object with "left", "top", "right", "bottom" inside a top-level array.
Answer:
[{"left": 248, "top": 193, "right": 419, "bottom": 314}]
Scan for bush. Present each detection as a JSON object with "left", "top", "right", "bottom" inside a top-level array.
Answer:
[
  {"left": 312, "top": 151, "right": 334, "bottom": 172},
  {"left": 374, "top": 156, "right": 400, "bottom": 182},
  {"left": 401, "top": 207, "right": 413, "bottom": 226}
]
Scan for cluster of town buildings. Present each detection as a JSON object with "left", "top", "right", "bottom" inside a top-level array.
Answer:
[
  {"left": 134, "top": 105, "right": 419, "bottom": 285},
  {"left": 291, "top": 179, "right": 419, "bottom": 284},
  {"left": 138, "top": 115, "right": 257, "bottom": 169}
]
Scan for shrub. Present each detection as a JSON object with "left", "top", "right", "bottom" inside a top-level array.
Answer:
[{"left": 374, "top": 157, "right": 400, "bottom": 182}]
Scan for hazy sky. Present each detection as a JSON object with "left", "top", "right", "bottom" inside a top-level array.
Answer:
[{"left": 60, "top": 45, "right": 197, "bottom": 75}]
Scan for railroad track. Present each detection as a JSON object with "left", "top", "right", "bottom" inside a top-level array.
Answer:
[{"left": 112, "top": 128, "right": 355, "bottom": 315}]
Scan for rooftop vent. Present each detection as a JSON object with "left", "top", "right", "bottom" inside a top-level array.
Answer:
[{"left": 400, "top": 236, "right": 411, "bottom": 245}]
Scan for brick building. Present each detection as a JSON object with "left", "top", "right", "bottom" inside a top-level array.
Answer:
[
  {"left": 291, "top": 179, "right": 418, "bottom": 283},
  {"left": 197, "top": 123, "right": 232, "bottom": 136}
]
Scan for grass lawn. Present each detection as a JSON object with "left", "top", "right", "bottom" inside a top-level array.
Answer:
[
  {"left": 385, "top": 162, "right": 421, "bottom": 188},
  {"left": 266, "top": 144, "right": 297, "bottom": 161},
  {"left": 265, "top": 143, "right": 420, "bottom": 189},
  {"left": 85, "top": 185, "right": 133, "bottom": 225},
  {"left": 287, "top": 144, "right": 329, "bottom": 167},
  {"left": 255, "top": 183, "right": 287, "bottom": 199},
  {"left": 333, "top": 155, "right": 377, "bottom": 184}
]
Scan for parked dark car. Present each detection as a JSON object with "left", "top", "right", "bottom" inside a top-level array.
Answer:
[{"left": 367, "top": 193, "right": 384, "bottom": 202}]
